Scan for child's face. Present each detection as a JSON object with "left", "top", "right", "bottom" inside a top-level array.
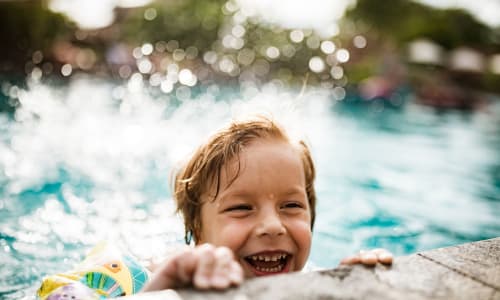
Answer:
[{"left": 198, "top": 138, "right": 312, "bottom": 278}]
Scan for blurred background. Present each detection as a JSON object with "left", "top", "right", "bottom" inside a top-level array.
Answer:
[
  {"left": 2, "top": 0, "right": 500, "bottom": 108},
  {"left": 0, "top": 0, "right": 499, "bottom": 299}
]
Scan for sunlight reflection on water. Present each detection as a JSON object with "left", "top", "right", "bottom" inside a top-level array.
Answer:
[{"left": 0, "top": 77, "right": 499, "bottom": 299}]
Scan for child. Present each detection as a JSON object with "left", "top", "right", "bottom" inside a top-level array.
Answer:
[
  {"left": 142, "top": 116, "right": 392, "bottom": 292},
  {"left": 38, "top": 116, "right": 393, "bottom": 299}
]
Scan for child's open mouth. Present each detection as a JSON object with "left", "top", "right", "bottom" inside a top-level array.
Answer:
[{"left": 243, "top": 252, "right": 291, "bottom": 276}]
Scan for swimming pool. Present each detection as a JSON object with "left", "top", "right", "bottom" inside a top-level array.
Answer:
[{"left": 1, "top": 78, "right": 499, "bottom": 299}]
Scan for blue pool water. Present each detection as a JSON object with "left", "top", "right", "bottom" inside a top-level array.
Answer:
[{"left": 1, "top": 78, "right": 499, "bottom": 299}]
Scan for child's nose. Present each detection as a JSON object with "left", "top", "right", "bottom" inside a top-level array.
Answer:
[{"left": 255, "top": 210, "right": 286, "bottom": 237}]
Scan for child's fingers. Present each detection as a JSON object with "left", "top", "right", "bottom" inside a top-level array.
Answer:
[
  {"left": 142, "top": 248, "right": 197, "bottom": 291},
  {"left": 210, "top": 247, "right": 237, "bottom": 289},
  {"left": 228, "top": 260, "right": 244, "bottom": 285},
  {"left": 359, "top": 250, "right": 377, "bottom": 265},
  {"left": 143, "top": 244, "right": 243, "bottom": 291},
  {"left": 340, "top": 249, "right": 394, "bottom": 266},
  {"left": 174, "top": 249, "right": 198, "bottom": 284},
  {"left": 340, "top": 254, "right": 361, "bottom": 265},
  {"left": 376, "top": 250, "right": 393, "bottom": 265},
  {"left": 369, "top": 248, "right": 393, "bottom": 264},
  {"left": 192, "top": 245, "right": 243, "bottom": 290},
  {"left": 193, "top": 244, "right": 217, "bottom": 289}
]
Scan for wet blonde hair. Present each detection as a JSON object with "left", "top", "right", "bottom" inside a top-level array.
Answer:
[{"left": 173, "top": 117, "right": 316, "bottom": 244}]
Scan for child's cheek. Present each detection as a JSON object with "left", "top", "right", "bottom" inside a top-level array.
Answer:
[
  {"left": 288, "top": 218, "right": 313, "bottom": 248},
  {"left": 292, "top": 220, "right": 313, "bottom": 269},
  {"left": 211, "top": 218, "right": 251, "bottom": 249}
]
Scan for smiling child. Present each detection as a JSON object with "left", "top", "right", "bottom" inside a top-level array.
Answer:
[{"left": 142, "top": 116, "right": 392, "bottom": 292}]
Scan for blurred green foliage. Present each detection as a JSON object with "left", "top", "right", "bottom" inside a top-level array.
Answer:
[
  {"left": 344, "top": 0, "right": 500, "bottom": 94},
  {"left": 0, "top": 0, "right": 499, "bottom": 95},
  {"left": 120, "top": 0, "right": 224, "bottom": 49},
  {"left": 0, "top": 1, "right": 75, "bottom": 72},
  {"left": 346, "top": 0, "right": 498, "bottom": 51}
]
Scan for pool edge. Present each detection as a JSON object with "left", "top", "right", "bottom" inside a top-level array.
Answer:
[{"left": 122, "top": 237, "right": 500, "bottom": 300}]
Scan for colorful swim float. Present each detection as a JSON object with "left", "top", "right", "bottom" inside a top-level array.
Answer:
[{"left": 37, "top": 241, "right": 150, "bottom": 299}]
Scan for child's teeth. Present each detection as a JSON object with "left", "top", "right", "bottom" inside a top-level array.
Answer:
[
  {"left": 250, "top": 254, "right": 288, "bottom": 261},
  {"left": 255, "top": 265, "right": 284, "bottom": 272}
]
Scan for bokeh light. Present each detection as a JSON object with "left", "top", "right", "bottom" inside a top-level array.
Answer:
[
  {"left": 265, "top": 46, "right": 280, "bottom": 60},
  {"left": 320, "top": 41, "right": 336, "bottom": 54},
  {"left": 491, "top": 55, "right": 500, "bottom": 74},
  {"left": 290, "top": 30, "right": 304, "bottom": 43},
  {"left": 353, "top": 35, "right": 367, "bottom": 48},
  {"left": 144, "top": 7, "right": 157, "bottom": 20},
  {"left": 61, "top": 64, "right": 73, "bottom": 76},
  {"left": 330, "top": 66, "right": 343, "bottom": 79},
  {"left": 1, "top": 1, "right": 500, "bottom": 298},
  {"left": 336, "top": 49, "right": 350, "bottom": 63},
  {"left": 309, "top": 56, "right": 325, "bottom": 73}
]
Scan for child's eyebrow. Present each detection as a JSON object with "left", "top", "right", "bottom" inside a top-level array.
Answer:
[
  {"left": 219, "top": 187, "right": 306, "bottom": 202},
  {"left": 282, "top": 186, "right": 307, "bottom": 195},
  {"left": 218, "top": 190, "right": 254, "bottom": 202}
]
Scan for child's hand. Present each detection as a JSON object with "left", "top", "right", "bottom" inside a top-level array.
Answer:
[
  {"left": 340, "top": 248, "right": 393, "bottom": 266},
  {"left": 142, "top": 244, "right": 243, "bottom": 291}
]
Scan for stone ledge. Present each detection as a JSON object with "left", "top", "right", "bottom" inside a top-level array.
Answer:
[{"left": 124, "top": 237, "right": 500, "bottom": 300}]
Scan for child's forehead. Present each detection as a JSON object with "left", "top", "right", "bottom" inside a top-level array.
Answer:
[
  {"left": 227, "top": 138, "right": 299, "bottom": 163},
  {"left": 200, "top": 136, "right": 304, "bottom": 195},
  {"left": 221, "top": 140, "right": 304, "bottom": 181},
  {"left": 243, "top": 136, "right": 296, "bottom": 150},
  {"left": 244, "top": 138, "right": 303, "bottom": 158}
]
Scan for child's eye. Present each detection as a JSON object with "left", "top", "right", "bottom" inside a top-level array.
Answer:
[
  {"left": 226, "top": 204, "right": 252, "bottom": 211},
  {"left": 282, "top": 202, "right": 303, "bottom": 209}
]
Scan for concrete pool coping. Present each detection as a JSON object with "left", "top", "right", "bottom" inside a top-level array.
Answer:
[{"left": 123, "top": 237, "right": 500, "bottom": 300}]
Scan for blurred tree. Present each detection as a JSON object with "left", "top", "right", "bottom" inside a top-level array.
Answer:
[
  {"left": 119, "top": 0, "right": 225, "bottom": 50},
  {"left": 345, "top": 0, "right": 496, "bottom": 50},
  {"left": 0, "top": 0, "right": 75, "bottom": 73}
]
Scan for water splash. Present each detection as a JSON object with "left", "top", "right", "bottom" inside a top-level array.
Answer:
[{"left": 1, "top": 77, "right": 499, "bottom": 298}]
